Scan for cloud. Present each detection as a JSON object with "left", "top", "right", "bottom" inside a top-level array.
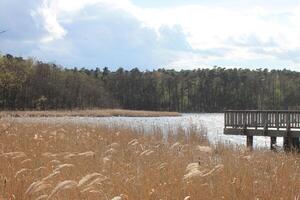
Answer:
[
  {"left": 1, "top": 0, "right": 300, "bottom": 70},
  {"left": 35, "top": 0, "right": 67, "bottom": 42},
  {"left": 158, "top": 25, "right": 192, "bottom": 51},
  {"left": 33, "top": 2, "right": 194, "bottom": 68}
]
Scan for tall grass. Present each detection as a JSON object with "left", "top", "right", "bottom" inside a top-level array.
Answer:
[
  {"left": 0, "top": 109, "right": 181, "bottom": 118},
  {"left": 0, "top": 120, "right": 299, "bottom": 199}
]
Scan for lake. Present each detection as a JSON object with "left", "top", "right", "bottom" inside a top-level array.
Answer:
[{"left": 13, "top": 113, "right": 283, "bottom": 148}]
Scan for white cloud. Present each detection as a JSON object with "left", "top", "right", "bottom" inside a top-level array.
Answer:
[
  {"left": 36, "top": 1, "right": 67, "bottom": 43},
  {"left": 55, "top": 0, "right": 300, "bottom": 67},
  {"left": 128, "top": 4, "right": 300, "bottom": 57},
  {"left": 2, "top": 0, "right": 300, "bottom": 70},
  {"left": 101, "top": 1, "right": 300, "bottom": 67}
]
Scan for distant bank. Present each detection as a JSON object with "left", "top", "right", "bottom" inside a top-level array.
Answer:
[
  {"left": 0, "top": 109, "right": 181, "bottom": 118},
  {"left": 2, "top": 54, "right": 300, "bottom": 113}
]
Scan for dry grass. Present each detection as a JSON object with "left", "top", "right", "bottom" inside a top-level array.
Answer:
[
  {"left": 0, "top": 109, "right": 181, "bottom": 118},
  {"left": 0, "top": 120, "right": 299, "bottom": 200}
]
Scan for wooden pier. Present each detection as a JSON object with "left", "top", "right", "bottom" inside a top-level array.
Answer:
[{"left": 224, "top": 110, "right": 300, "bottom": 151}]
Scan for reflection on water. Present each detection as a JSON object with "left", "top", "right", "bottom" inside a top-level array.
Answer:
[{"left": 13, "top": 113, "right": 283, "bottom": 148}]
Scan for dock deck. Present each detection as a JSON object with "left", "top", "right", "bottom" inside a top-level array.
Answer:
[{"left": 224, "top": 110, "right": 300, "bottom": 150}]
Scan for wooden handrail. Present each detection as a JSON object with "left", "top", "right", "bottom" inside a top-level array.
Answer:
[
  {"left": 224, "top": 110, "right": 300, "bottom": 151},
  {"left": 224, "top": 110, "right": 300, "bottom": 129},
  {"left": 225, "top": 110, "right": 300, "bottom": 113}
]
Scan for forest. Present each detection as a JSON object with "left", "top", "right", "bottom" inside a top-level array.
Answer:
[{"left": 1, "top": 54, "right": 300, "bottom": 112}]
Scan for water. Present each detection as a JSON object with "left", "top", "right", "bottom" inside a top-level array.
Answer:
[{"left": 13, "top": 113, "right": 283, "bottom": 148}]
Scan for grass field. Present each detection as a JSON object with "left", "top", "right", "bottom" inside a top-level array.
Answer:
[
  {"left": 0, "top": 109, "right": 181, "bottom": 118},
  {"left": 0, "top": 120, "right": 299, "bottom": 199}
]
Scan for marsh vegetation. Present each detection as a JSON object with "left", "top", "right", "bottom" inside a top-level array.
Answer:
[
  {"left": 0, "top": 121, "right": 299, "bottom": 199},
  {"left": 0, "top": 109, "right": 180, "bottom": 118}
]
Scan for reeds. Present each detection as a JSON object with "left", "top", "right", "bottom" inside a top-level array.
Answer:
[
  {"left": 0, "top": 109, "right": 181, "bottom": 118},
  {"left": 0, "top": 120, "right": 299, "bottom": 199}
]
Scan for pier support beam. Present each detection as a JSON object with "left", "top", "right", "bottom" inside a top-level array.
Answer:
[
  {"left": 283, "top": 137, "right": 291, "bottom": 151},
  {"left": 284, "top": 124, "right": 292, "bottom": 152},
  {"left": 284, "top": 137, "right": 300, "bottom": 152},
  {"left": 246, "top": 135, "right": 253, "bottom": 150},
  {"left": 270, "top": 137, "right": 277, "bottom": 150},
  {"left": 291, "top": 138, "right": 300, "bottom": 152}
]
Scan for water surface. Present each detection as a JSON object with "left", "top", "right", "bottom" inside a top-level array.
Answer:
[{"left": 14, "top": 113, "right": 283, "bottom": 148}]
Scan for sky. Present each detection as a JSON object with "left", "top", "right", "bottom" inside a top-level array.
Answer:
[{"left": 1, "top": 0, "right": 300, "bottom": 70}]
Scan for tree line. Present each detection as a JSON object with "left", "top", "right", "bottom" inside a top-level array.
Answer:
[{"left": 1, "top": 54, "right": 300, "bottom": 112}]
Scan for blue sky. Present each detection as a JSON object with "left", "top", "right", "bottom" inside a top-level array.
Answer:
[{"left": 1, "top": 0, "right": 300, "bottom": 70}]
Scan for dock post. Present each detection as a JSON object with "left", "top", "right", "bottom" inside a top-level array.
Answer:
[
  {"left": 284, "top": 137, "right": 291, "bottom": 151},
  {"left": 246, "top": 135, "right": 253, "bottom": 150},
  {"left": 291, "top": 138, "right": 300, "bottom": 152},
  {"left": 270, "top": 137, "right": 277, "bottom": 150},
  {"left": 243, "top": 117, "right": 253, "bottom": 150},
  {"left": 284, "top": 113, "right": 292, "bottom": 152}
]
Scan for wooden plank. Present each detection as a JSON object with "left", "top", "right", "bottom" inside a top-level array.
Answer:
[
  {"left": 225, "top": 110, "right": 300, "bottom": 113},
  {"left": 255, "top": 112, "right": 258, "bottom": 130},
  {"left": 224, "top": 112, "right": 227, "bottom": 127},
  {"left": 224, "top": 111, "right": 300, "bottom": 127},
  {"left": 276, "top": 112, "right": 279, "bottom": 130},
  {"left": 224, "top": 128, "right": 300, "bottom": 137}
]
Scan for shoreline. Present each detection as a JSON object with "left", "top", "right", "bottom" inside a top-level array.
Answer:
[{"left": 0, "top": 109, "right": 181, "bottom": 118}]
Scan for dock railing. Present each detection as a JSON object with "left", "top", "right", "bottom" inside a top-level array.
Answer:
[{"left": 224, "top": 110, "right": 300, "bottom": 151}]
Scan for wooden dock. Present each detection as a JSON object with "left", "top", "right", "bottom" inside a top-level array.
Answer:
[{"left": 224, "top": 110, "right": 300, "bottom": 151}]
